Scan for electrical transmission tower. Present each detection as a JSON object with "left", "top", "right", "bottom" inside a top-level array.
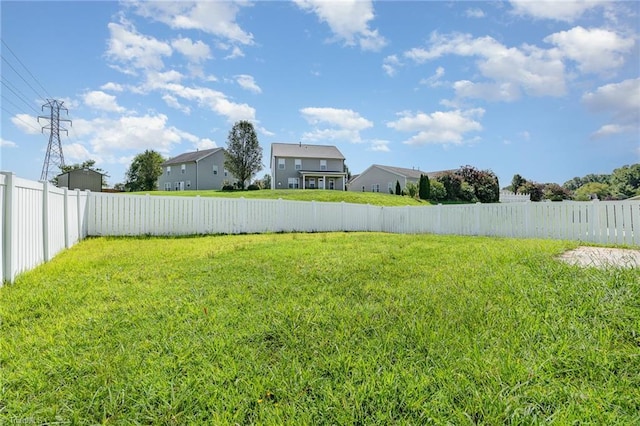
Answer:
[{"left": 38, "top": 99, "right": 71, "bottom": 182}]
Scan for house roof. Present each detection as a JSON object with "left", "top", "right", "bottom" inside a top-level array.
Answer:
[
  {"left": 162, "top": 148, "right": 223, "bottom": 166},
  {"left": 58, "top": 168, "right": 104, "bottom": 177},
  {"left": 370, "top": 164, "right": 453, "bottom": 179},
  {"left": 271, "top": 143, "right": 345, "bottom": 160}
]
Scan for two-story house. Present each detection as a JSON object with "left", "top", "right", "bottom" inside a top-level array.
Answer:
[
  {"left": 270, "top": 143, "right": 347, "bottom": 190},
  {"left": 157, "top": 147, "right": 236, "bottom": 191}
]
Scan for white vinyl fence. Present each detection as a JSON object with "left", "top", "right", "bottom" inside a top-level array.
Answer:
[{"left": 2, "top": 172, "right": 639, "bottom": 284}]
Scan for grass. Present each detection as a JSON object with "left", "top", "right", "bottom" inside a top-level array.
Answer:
[
  {"left": 132, "top": 188, "right": 428, "bottom": 207},
  {"left": 1, "top": 233, "right": 639, "bottom": 424}
]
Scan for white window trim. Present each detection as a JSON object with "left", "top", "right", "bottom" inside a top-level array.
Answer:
[
  {"left": 278, "top": 158, "right": 285, "bottom": 170},
  {"left": 320, "top": 160, "right": 327, "bottom": 171}
]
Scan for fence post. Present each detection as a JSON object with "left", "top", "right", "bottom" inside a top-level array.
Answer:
[
  {"left": 2, "top": 172, "right": 16, "bottom": 284},
  {"left": 475, "top": 202, "right": 481, "bottom": 236},
  {"left": 76, "top": 189, "right": 82, "bottom": 240},
  {"left": 42, "top": 180, "right": 50, "bottom": 262},
  {"left": 524, "top": 201, "right": 531, "bottom": 238},
  {"left": 63, "top": 187, "right": 70, "bottom": 248},
  {"left": 437, "top": 203, "right": 442, "bottom": 234},
  {"left": 590, "top": 199, "right": 600, "bottom": 243}
]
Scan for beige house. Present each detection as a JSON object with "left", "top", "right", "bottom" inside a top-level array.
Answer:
[
  {"left": 270, "top": 143, "right": 348, "bottom": 190},
  {"left": 347, "top": 164, "right": 451, "bottom": 193}
]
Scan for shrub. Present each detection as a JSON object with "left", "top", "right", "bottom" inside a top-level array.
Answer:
[
  {"left": 405, "top": 182, "right": 418, "bottom": 198},
  {"left": 247, "top": 184, "right": 260, "bottom": 191},
  {"left": 221, "top": 185, "right": 235, "bottom": 191},
  {"left": 429, "top": 180, "right": 447, "bottom": 201},
  {"left": 419, "top": 174, "right": 430, "bottom": 200}
]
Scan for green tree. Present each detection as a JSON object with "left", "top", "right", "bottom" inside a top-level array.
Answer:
[
  {"left": 418, "top": 174, "right": 430, "bottom": 200},
  {"left": 437, "top": 172, "right": 463, "bottom": 201},
  {"left": 54, "top": 159, "right": 109, "bottom": 187},
  {"left": 609, "top": 164, "right": 640, "bottom": 198},
  {"left": 395, "top": 180, "right": 402, "bottom": 195},
  {"left": 261, "top": 173, "right": 272, "bottom": 190},
  {"left": 224, "top": 120, "right": 263, "bottom": 190},
  {"left": 429, "top": 180, "right": 446, "bottom": 201},
  {"left": 510, "top": 174, "right": 526, "bottom": 193},
  {"left": 520, "top": 181, "right": 544, "bottom": 202},
  {"left": 543, "top": 183, "right": 571, "bottom": 201},
  {"left": 124, "top": 150, "right": 165, "bottom": 192},
  {"left": 574, "top": 182, "right": 611, "bottom": 201},
  {"left": 405, "top": 182, "right": 418, "bottom": 198},
  {"left": 458, "top": 165, "right": 500, "bottom": 203}
]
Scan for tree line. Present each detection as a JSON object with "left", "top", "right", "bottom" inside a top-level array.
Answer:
[{"left": 506, "top": 164, "right": 640, "bottom": 201}]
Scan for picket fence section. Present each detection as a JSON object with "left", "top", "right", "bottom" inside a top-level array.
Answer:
[
  {"left": 1, "top": 172, "right": 89, "bottom": 284},
  {"left": 2, "top": 172, "right": 639, "bottom": 284}
]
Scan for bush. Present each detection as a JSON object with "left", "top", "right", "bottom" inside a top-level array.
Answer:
[
  {"left": 429, "top": 181, "right": 447, "bottom": 201},
  {"left": 247, "top": 184, "right": 260, "bottom": 191},
  {"left": 405, "top": 182, "right": 418, "bottom": 198},
  {"left": 221, "top": 185, "right": 235, "bottom": 191}
]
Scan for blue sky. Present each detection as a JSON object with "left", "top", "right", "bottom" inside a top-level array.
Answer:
[{"left": 1, "top": 1, "right": 638, "bottom": 188}]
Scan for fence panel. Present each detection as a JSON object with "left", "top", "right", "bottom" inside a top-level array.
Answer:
[{"left": 3, "top": 173, "right": 640, "bottom": 284}]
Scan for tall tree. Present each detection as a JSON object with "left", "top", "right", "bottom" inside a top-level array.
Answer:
[
  {"left": 395, "top": 180, "right": 402, "bottom": 195},
  {"left": 124, "top": 150, "right": 165, "bottom": 192},
  {"left": 610, "top": 164, "right": 640, "bottom": 198},
  {"left": 53, "top": 159, "right": 109, "bottom": 187},
  {"left": 418, "top": 174, "right": 430, "bottom": 200},
  {"left": 224, "top": 120, "right": 263, "bottom": 190},
  {"left": 510, "top": 174, "right": 526, "bottom": 193}
]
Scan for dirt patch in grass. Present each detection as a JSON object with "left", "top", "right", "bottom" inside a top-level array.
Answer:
[{"left": 558, "top": 246, "right": 640, "bottom": 269}]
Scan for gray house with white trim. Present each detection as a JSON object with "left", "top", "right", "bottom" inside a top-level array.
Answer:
[
  {"left": 347, "top": 164, "right": 451, "bottom": 193},
  {"left": 157, "top": 148, "right": 237, "bottom": 191},
  {"left": 270, "top": 143, "right": 347, "bottom": 190}
]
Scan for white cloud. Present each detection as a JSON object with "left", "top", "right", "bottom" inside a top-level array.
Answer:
[
  {"left": 235, "top": 74, "right": 262, "bottom": 94},
  {"left": 83, "top": 90, "right": 126, "bottom": 113},
  {"left": 106, "top": 21, "right": 172, "bottom": 72},
  {"left": 509, "top": 0, "right": 607, "bottom": 22},
  {"left": 0, "top": 138, "right": 17, "bottom": 148},
  {"left": 387, "top": 108, "right": 485, "bottom": 145},
  {"left": 129, "top": 1, "right": 254, "bottom": 45},
  {"left": 465, "top": 8, "right": 485, "bottom": 18},
  {"left": 11, "top": 114, "right": 41, "bottom": 134},
  {"left": 72, "top": 114, "right": 184, "bottom": 161},
  {"left": 453, "top": 80, "right": 521, "bottom": 102},
  {"left": 64, "top": 142, "right": 94, "bottom": 163},
  {"left": 544, "top": 26, "right": 635, "bottom": 74},
  {"left": 404, "top": 32, "right": 566, "bottom": 100},
  {"left": 420, "top": 66, "right": 445, "bottom": 87},
  {"left": 294, "top": 0, "right": 387, "bottom": 51},
  {"left": 582, "top": 78, "right": 640, "bottom": 138},
  {"left": 100, "top": 82, "right": 124, "bottom": 92},
  {"left": 225, "top": 46, "right": 245, "bottom": 59},
  {"left": 171, "top": 37, "right": 212, "bottom": 63},
  {"left": 383, "top": 55, "right": 402, "bottom": 77},
  {"left": 194, "top": 138, "right": 218, "bottom": 151},
  {"left": 300, "top": 107, "right": 373, "bottom": 143},
  {"left": 162, "top": 94, "right": 191, "bottom": 114},
  {"left": 369, "top": 139, "right": 390, "bottom": 152}
]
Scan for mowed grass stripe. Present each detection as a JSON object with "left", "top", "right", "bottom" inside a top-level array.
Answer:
[{"left": 1, "top": 233, "right": 638, "bottom": 424}]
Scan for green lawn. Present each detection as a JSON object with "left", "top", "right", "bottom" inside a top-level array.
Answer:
[
  {"left": 134, "top": 188, "right": 428, "bottom": 207},
  {"left": 1, "top": 233, "right": 638, "bottom": 424}
]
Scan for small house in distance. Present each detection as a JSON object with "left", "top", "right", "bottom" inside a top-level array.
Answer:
[
  {"left": 56, "top": 168, "right": 103, "bottom": 192},
  {"left": 347, "top": 164, "right": 451, "bottom": 193},
  {"left": 270, "top": 143, "right": 348, "bottom": 190},
  {"left": 158, "top": 148, "right": 236, "bottom": 191}
]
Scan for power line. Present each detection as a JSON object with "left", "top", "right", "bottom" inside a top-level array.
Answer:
[
  {"left": 1, "top": 39, "right": 52, "bottom": 99},
  {"left": 0, "top": 105, "right": 41, "bottom": 133},
  {"left": 0, "top": 79, "right": 41, "bottom": 114}
]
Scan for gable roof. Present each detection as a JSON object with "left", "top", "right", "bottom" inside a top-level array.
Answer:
[
  {"left": 162, "top": 148, "right": 223, "bottom": 166},
  {"left": 271, "top": 143, "right": 345, "bottom": 160},
  {"left": 369, "top": 164, "right": 453, "bottom": 179}
]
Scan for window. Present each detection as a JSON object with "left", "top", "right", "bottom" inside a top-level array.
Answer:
[
  {"left": 329, "top": 179, "right": 335, "bottom": 190},
  {"left": 308, "top": 178, "right": 316, "bottom": 189},
  {"left": 278, "top": 158, "right": 285, "bottom": 170},
  {"left": 371, "top": 184, "right": 380, "bottom": 192},
  {"left": 224, "top": 169, "right": 229, "bottom": 177},
  {"left": 164, "top": 182, "right": 171, "bottom": 191},
  {"left": 295, "top": 159, "right": 302, "bottom": 170},
  {"left": 181, "top": 164, "right": 186, "bottom": 174},
  {"left": 166, "top": 166, "right": 171, "bottom": 176},
  {"left": 212, "top": 165, "right": 218, "bottom": 175},
  {"left": 320, "top": 160, "right": 327, "bottom": 171},
  {"left": 288, "top": 178, "right": 299, "bottom": 189}
]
